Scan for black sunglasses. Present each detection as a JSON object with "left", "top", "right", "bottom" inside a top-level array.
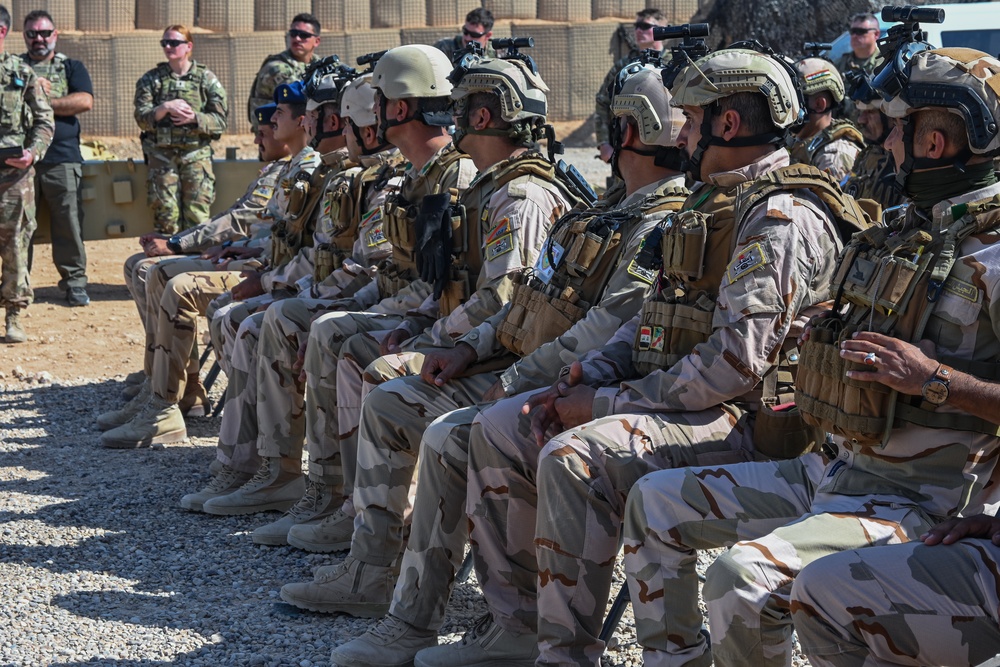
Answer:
[
  {"left": 25, "top": 29, "right": 54, "bottom": 39},
  {"left": 849, "top": 27, "right": 878, "bottom": 35},
  {"left": 634, "top": 21, "right": 656, "bottom": 31},
  {"left": 160, "top": 38, "right": 188, "bottom": 48},
  {"left": 288, "top": 28, "right": 317, "bottom": 40},
  {"left": 462, "top": 27, "right": 487, "bottom": 39}
]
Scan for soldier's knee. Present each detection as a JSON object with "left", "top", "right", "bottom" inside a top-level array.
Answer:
[{"left": 704, "top": 545, "right": 767, "bottom": 606}]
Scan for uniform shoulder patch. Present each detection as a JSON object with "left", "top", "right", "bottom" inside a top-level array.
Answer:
[
  {"left": 626, "top": 240, "right": 657, "bottom": 285},
  {"left": 942, "top": 276, "right": 980, "bottom": 302},
  {"left": 486, "top": 233, "right": 514, "bottom": 260},
  {"left": 726, "top": 241, "right": 770, "bottom": 284}
]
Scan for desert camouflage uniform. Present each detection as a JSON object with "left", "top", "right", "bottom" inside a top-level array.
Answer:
[
  {"left": 842, "top": 142, "right": 905, "bottom": 210},
  {"left": 788, "top": 119, "right": 865, "bottom": 182},
  {"left": 220, "top": 149, "right": 402, "bottom": 476},
  {"left": 292, "top": 143, "right": 476, "bottom": 498},
  {"left": 790, "top": 536, "right": 1000, "bottom": 666},
  {"left": 134, "top": 60, "right": 228, "bottom": 234},
  {"left": 0, "top": 52, "right": 54, "bottom": 309},
  {"left": 623, "top": 180, "right": 1000, "bottom": 667},
  {"left": 465, "top": 149, "right": 845, "bottom": 665},
  {"left": 342, "top": 151, "right": 583, "bottom": 575},
  {"left": 381, "top": 176, "right": 689, "bottom": 632},
  {"left": 247, "top": 50, "right": 311, "bottom": 128},
  {"left": 123, "top": 158, "right": 284, "bottom": 327}
]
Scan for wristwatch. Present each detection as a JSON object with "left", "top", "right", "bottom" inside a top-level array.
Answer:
[
  {"left": 166, "top": 235, "right": 183, "bottom": 254},
  {"left": 921, "top": 364, "right": 952, "bottom": 406}
]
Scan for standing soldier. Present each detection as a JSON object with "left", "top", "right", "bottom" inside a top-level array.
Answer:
[
  {"left": 248, "top": 13, "right": 321, "bottom": 128},
  {"left": 20, "top": 10, "right": 93, "bottom": 308},
  {"left": 134, "top": 25, "right": 228, "bottom": 235},
  {"left": 835, "top": 12, "right": 882, "bottom": 77},
  {"left": 0, "top": 4, "right": 54, "bottom": 343}
]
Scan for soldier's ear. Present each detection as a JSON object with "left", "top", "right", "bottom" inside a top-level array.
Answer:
[{"left": 719, "top": 108, "right": 742, "bottom": 141}]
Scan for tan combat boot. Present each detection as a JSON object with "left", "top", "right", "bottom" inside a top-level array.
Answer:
[
  {"left": 279, "top": 556, "right": 396, "bottom": 617},
  {"left": 201, "top": 456, "right": 305, "bottom": 515},
  {"left": 251, "top": 480, "right": 341, "bottom": 546},
  {"left": 330, "top": 614, "right": 437, "bottom": 667},
  {"left": 5, "top": 307, "right": 25, "bottom": 344},
  {"left": 286, "top": 507, "right": 355, "bottom": 552},
  {"left": 179, "top": 464, "right": 255, "bottom": 512},
  {"left": 179, "top": 373, "right": 210, "bottom": 417},
  {"left": 100, "top": 395, "right": 188, "bottom": 449},
  {"left": 412, "top": 613, "right": 539, "bottom": 667},
  {"left": 97, "top": 379, "right": 151, "bottom": 430}
]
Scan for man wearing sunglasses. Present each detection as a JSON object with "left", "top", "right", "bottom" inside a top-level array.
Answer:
[
  {"left": 594, "top": 8, "right": 666, "bottom": 163},
  {"left": 834, "top": 12, "right": 882, "bottom": 78},
  {"left": 19, "top": 10, "right": 93, "bottom": 309},
  {"left": 433, "top": 7, "right": 495, "bottom": 64},
  {"left": 247, "top": 13, "right": 321, "bottom": 129}
]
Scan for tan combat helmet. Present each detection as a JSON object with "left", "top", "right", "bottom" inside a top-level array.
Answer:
[
  {"left": 450, "top": 55, "right": 549, "bottom": 147},
  {"left": 340, "top": 74, "right": 378, "bottom": 127},
  {"left": 370, "top": 44, "right": 454, "bottom": 140},
  {"left": 612, "top": 65, "right": 684, "bottom": 147},
  {"left": 795, "top": 57, "right": 846, "bottom": 103}
]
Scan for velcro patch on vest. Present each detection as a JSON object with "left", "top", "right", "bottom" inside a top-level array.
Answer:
[
  {"left": 486, "top": 234, "right": 514, "bottom": 260},
  {"left": 534, "top": 241, "right": 565, "bottom": 284},
  {"left": 726, "top": 242, "right": 769, "bottom": 284},
  {"left": 943, "top": 277, "right": 979, "bottom": 302},
  {"left": 367, "top": 224, "right": 387, "bottom": 248},
  {"left": 639, "top": 326, "right": 652, "bottom": 350},
  {"left": 651, "top": 326, "right": 665, "bottom": 352},
  {"left": 626, "top": 241, "right": 657, "bottom": 285},
  {"left": 252, "top": 185, "right": 274, "bottom": 200},
  {"left": 486, "top": 217, "right": 510, "bottom": 244}
]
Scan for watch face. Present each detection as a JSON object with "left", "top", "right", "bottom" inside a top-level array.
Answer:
[{"left": 923, "top": 379, "right": 949, "bottom": 404}]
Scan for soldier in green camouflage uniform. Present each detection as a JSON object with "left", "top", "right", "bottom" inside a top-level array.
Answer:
[
  {"left": 456, "top": 48, "right": 859, "bottom": 667},
  {"left": 247, "top": 13, "right": 320, "bottom": 129},
  {"left": 788, "top": 58, "right": 864, "bottom": 181},
  {"left": 0, "top": 4, "right": 55, "bottom": 344},
  {"left": 623, "top": 48, "right": 1000, "bottom": 667},
  {"left": 278, "top": 49, "right": 581, "bottom": 622},
  {"left": 325, "top": 63, "right": 691, "bottom": 667},
  {"left": 134, "top": 25, "right": 228, "bottom": 235},
  {"left": 432, "top": 7, "right": 495, "bottom": 63}
]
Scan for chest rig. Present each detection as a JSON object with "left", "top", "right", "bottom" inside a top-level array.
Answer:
[
  {"left": 143, "top": 62, "right": 218, "bottom": 149},
  {"left": 270, "top": 154, "right": 340, "bottom": 269},
  {"left": 797, "top": 195, "right": 1000, "bottom": 445},
  {"left": 843, "top": 144, "right": 905, "bottom": 212},
  {"left": 495, "top": 181, "right": 686, "bottom": 357},
  {"left": 788, "top": 119, "right": 865, "bottom": 168},
  {"left": 0, "top": 54, "right": 32, "bottom": 139},
  {"left": 314, "top": 155, "right": 404, "bottom": 282},
  {"left": 24, "top": 53, "right": 68, "bottom": 99},
  {"left": 377, "top": 146, "right": 466, "bottom": 300}
]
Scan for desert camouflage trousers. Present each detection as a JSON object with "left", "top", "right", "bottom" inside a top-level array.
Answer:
[
  {"left": 349, "top": 369, "right": 497, "bottom": 579},
  {"left": 0, "top": 166, "right": 36, "bottom": 309},
  {"left": 145, "top": 262, "right": 243, "bottom": 401},
  {"left": 466, "top": 402, "right": 758, "bottom": 666},
  {"left": 790, "top": 539, "right": 1000, "bottom": 667},
  {"left": 146, "top": 145, "right": 215, "bottom": 235},
  {"left": 124, "top": 251, "right": 167, "bottom": 325},
  {"left": 623, "top": 456, "right": 936, "bottom": 667},
  {"left": 209, "top": 294, "right": 272, "bottom": 377},
  {"left": 299, "top": 311, "right": 403, "bottom": 503}
]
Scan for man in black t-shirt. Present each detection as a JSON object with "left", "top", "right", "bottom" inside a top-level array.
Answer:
[{"left": 21, "top": 10, "right": 94, "bottom": 307}]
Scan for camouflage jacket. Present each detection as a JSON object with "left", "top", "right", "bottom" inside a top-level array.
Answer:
[
  {"left": 842, "top": 142, "right": 905, "bottom": 210},
  {"left": 0, "top": 52, "right": 54, "bottom": 160},
  {"left": 134, "top": 60, "right": 228, "bottom": 149},
  {"left": 247, "top": 50, "right": 311, "bottom": 125},
  {"left": 788, "top": 120, "right": 865, "bottom": 182},
  {"left": 576, "top": 149, "right": 843, "bottom": 418}
]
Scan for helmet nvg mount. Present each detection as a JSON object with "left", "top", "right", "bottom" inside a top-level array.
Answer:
[{"left": 609, "top": 57, "right": 685, "bottom": 175}]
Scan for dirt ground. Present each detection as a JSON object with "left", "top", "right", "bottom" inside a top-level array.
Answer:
[{"left": 3, "top": 237, "right": 146, "bottom": 382}]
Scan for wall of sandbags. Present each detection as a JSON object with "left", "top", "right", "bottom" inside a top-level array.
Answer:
[{"left": 10, "top": 0, "right": 703, "bottom": 134}]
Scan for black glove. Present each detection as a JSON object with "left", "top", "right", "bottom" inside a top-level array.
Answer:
[{"left": 414, "top": 192, "right": 453, "bottom": 298}]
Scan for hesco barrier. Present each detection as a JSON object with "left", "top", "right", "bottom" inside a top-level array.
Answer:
[{"left": 24, "top": 0, "right": 704, "bottom": 134}]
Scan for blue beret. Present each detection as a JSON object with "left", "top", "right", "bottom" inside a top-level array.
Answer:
[
  {"left": 255, "top": 103, "right": 278, "bottom": 125},
  {"left": 275, "top": 80, "right": 308, "bottom": 105}
]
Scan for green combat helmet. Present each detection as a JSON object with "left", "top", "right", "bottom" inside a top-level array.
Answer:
[{"left": 371, "top": 44, "right": 454, "bottom": 141}]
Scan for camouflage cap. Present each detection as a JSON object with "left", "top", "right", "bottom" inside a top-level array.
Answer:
[
  {"left": 372, "top": 44, "right": 453, "bottom": 99},
  {"left": 671, "top": 48, "right": 801, "bottom": 130},
  {"left": 612, "top": 65, "right": 683, "bottom": 147},
  {"left": 340, "top": 74, "right": 377, "bottom": 127},
  {"left": 795, "top": 57, "right": 845, "bottom": 103},
  {"left": 255, "top": 103, "right": 278, "bottom": 126},
  {"left": 880, "top": 48, "right": 1000, "bottom": 155},
  {"left": 275, "top": 80, "right": 308, "bottom": 105}
]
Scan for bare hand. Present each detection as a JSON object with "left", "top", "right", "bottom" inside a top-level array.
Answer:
[
  {"left": 37, "top": 77, "right": 52, "bottom": 96},
  {"left": 419, "top": 343, "right": 477, "bottom": 387},
  {"left": 5, "top": 149, "right": 33, "bottom": 170},
  {"left": 169, "top": 102, "right": 197, "bottom": 125},
  {"left": 200, "top": 244, "right": 228, "bottom": 261},
  {"left": 231, "top": 272, "right": 264, "bottom": 301},
  {"left": 524, "top": 361, "right": 592, "bottom": 447},
  {"left": 380, "top": 329, "right": 410, "bottom": 356},
  {"left": 921, "top": 514, "right": 1000, "bottom": 546},
  {"left": 481, "top": 379, "right": 506, "bottom": 403},
  {"left": 216, "top": 245, "right": 263, "bottom": 269},
  {"left": 143, "top": 237, "right": 174, "bottom": 257},
  {"left": 598, "top": 143, "right": 614, "bottom": 163},
  {"left": 840, "top": 333, "right": 938, "bottom": 396}
]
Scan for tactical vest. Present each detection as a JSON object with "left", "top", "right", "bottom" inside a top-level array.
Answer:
[
  {"left": 797, "top": 196, "right": 1000, "bottom": 445},
  {"left": 789, "top": 119, "right": 865, "bottom": 168},
  {"left": 144, "top": 62, "right": 218, "bottom": 148},
  {"left": 248, "top": 52, "right": 304, "bottom": 117},
  {"left": 0, "top": 54, "right": 34, "bottom": 142},
  {"left": 495, "top": 181, "right": 687, "bottom": 357},
  {"left": 843, "top": 143, "right": 905, "bottom": 212},
  {"left": 378, "top": 146, "right": 467, "bottom": 299},
  {"left": 270, "top": 156, "right": 337, "bottom": 268},
  {"left": 23, "top": 52, "right": 68, "bottom": 99}
]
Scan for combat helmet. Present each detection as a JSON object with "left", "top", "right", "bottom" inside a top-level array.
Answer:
[
  {"left": 610, "top": 61, "right": 685, "bottom": 173},
  {"left": 795, "top": 57, "right": 846, "bottom": 104},
  {"left": 339, "top": 74, "right": 388, "bottom": 154},
  {"left": 370, "top": 44, "right": 454, "bottom": 141},
  {"left": 671, "top": 47, "right": 803, "bottom": 177},
  {"left": 877, "top": 48, "right": 1000, "bottom": 184},
  {"left": 449, "top": 52, "right": 549, "bottom": 148}
]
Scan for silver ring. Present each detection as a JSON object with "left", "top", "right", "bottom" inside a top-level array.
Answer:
[{"left": 863, "top": 352, "right": 877, "bottom": 366}]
